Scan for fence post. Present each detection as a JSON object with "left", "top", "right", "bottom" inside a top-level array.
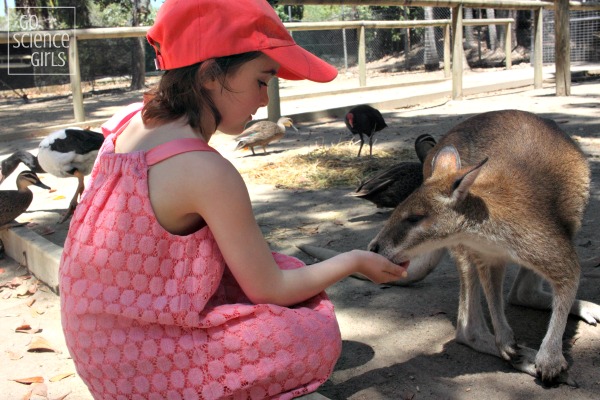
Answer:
[
  {"left": 504, "top": 22, "right": 512, "bottom": 69},
  {"left": 68, "top": 36, "right": 85, "bottom": 122},
  {"left": 554, "top": 0, "right": 571, "bottom": 96},
  {"left": 358, "top": 25, "right": 366, "bottom": 87},
  {"left": 451, "top": 5, "right": 463, "bottom": 100},
  {"left": 444, "top": 23, "right": 451, "bottom": 78},
  {"left": 267, "top": 77, "right": 281, "bottom": 122},
  {"left": 533, "top": 8, "right": 543, "bottom": 89}
]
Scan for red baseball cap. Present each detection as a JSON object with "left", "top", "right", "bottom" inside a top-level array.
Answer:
[{"left": 147, "top": 0, "right": 338, "bottom": 83}]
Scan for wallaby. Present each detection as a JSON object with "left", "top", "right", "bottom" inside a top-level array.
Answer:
[{"left": 368, "top": 110, "right": 600, "bottom": 385}]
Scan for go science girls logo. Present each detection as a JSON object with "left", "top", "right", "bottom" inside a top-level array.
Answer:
[{"left": 8, "top": 7, "right": 76, "bottom": 75}]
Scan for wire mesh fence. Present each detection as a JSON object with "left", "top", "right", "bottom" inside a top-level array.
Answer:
[
  {"left": 543, "top": 9, "right": 600, "bottom": 63},
  {"left": 294, "top": 7, "right": 450, "bottom": 71}
]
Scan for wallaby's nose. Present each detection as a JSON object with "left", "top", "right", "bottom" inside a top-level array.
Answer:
[{"left": 368, "top": 242, "right": 380, "bottom": 254}]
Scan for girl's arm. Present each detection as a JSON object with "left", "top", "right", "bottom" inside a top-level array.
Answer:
[{"left": 152, "top": 152, "right": 407, "bottom": 307}]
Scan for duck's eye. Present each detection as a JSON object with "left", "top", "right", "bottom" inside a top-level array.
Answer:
[{"left": 406, "top": 215, "right": 425, "bottom": 224}]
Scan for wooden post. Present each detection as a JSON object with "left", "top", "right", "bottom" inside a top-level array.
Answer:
[
  {"left": 358, "top": 25, "right": 366, "bottom": 87},
  {"left": 451, "top": 5, "right": 463, "bottom": 100},
  {"left": 444, "top": 23, "right": 451, "bottom": 78},
  {"left": 504, "top": 22, "right": 512, "bottom": 69},
  {"left": 533, "top": 8, "right": 543, "bottom": 89},
  {"left": 267, "top": 77, "right": 281, "bottom": 122},
  {"left": 554, "top": 0, "right": 570, "bottom": 96},
  {"left": 68, "top": 36, "right": 84, "bottom": 122}
]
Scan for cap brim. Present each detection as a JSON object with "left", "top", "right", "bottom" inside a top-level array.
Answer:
[{"left": 263, "top": 44, "right": 338, "bottom": 83}]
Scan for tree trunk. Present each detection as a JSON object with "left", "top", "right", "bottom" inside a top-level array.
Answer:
[
  {"left": 464, "top": 8, "right": 476, "bottom": 49},
  {"left": 509, "top": 10, "right": 518, "bottom": 49},
  {"left": 486, "top": 8, "right": 498, "bottom": 51},
  {"left": 403, "top": 7, "right": 411, "bottom": 69},
  {"left": 423, "top": 7, "right": 439, "bottom": 70},
  {"left": 130, "top": 0, "right": 146, "bottom": 90},
  {"left": 130, "top": 38, "right": 146, "bottom": 90}
]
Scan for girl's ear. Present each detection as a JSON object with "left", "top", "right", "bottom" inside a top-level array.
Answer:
[{"left": 203, "top": 76, "right": 220, "bottom": 91}]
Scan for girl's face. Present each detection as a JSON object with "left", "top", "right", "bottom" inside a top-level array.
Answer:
[{"left": 205, "top": 54, "right": 279, "bottom": 135}]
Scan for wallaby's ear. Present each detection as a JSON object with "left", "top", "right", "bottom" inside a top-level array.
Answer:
[
  {"left": 431, "top": 146, "right": 461, "bottom": 176},
  {"left": 451, "top": 157, "right": 489, "bottom": 202}
]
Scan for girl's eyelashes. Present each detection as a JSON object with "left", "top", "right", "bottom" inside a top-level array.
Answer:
[{"left": 258, "top": 80, "right": 268, "bottom": 88}]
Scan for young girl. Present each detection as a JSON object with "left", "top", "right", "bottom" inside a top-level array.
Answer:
[{"left": 59, "top": 0, "right": 408, "bottom": 398}]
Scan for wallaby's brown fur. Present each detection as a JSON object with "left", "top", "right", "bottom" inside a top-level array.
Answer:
[{"left": 369, "top": 110, "right": 600, "bottom": 384}]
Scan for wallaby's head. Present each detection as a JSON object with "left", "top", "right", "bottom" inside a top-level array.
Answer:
[{"left": 369, "top": 145, "right": 489, "bottom": 264}]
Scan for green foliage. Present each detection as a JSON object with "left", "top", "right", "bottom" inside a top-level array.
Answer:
[
  {"left": 12, "top": 0, "right": 92, "bottom": 28},
  {"left": 302, "top": 5, "right": 342, "bottom": 22},
  {"left": 93, "top": 0, "right": 153, "bottom": 26},
  {"left": 275, "top": 5, "right": 303, "bottom": 22},
  {"left": 2, "top": 8, "right": 23, "bottom": 31},
  {"left": 90, "top": 3, "right": 129, "bottom": 27}
]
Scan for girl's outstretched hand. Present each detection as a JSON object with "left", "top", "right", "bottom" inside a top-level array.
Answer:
[{"left": 350, "top": 250, "right": 408, "bottom": 284}]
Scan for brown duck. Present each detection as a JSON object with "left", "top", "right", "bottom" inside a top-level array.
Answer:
[
  {"left": 235, "top": 117, "right": 298, "bottom": 155},
  {"left": 0, "top": 170, "right": 51, "bottom": 228},
  {"left": 351, "top": 134, "right": 436, "bottom": 208}
]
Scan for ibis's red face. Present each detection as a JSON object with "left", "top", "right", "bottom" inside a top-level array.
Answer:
[{"left": 346, "top": 112, "right": 354, "bottom": 128}]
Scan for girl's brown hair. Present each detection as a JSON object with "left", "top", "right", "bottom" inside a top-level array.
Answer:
[{"left": 142, "top": 52, "right": 262, "bottom": 139}]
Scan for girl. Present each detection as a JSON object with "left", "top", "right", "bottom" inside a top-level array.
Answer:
[{"left": 60, "top": 0, "right": 407, "bottom": 398}]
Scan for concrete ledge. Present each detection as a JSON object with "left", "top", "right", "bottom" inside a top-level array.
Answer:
[{"left": 0, "top": 226, "right": 62, "bottom": 294}]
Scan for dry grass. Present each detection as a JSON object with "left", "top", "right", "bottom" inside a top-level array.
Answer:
[{"left": 239, "top": 143, "right": 414, "bottom": 190}]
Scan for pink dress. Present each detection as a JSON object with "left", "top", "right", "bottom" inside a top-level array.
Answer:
[{"left": 59, "top": 107, "right": 342, "bottom": 399}]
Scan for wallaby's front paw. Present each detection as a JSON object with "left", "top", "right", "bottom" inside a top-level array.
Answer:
[
  {"left": 535, "top": 350, "right": 568, "bottom": 385},
  {"left": 574, "top": 300, "right": 600, "bottom": 325}
]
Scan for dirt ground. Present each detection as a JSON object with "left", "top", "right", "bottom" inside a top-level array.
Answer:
[{"left": 1, "top": 79, "right": 600, "bottom": 399}]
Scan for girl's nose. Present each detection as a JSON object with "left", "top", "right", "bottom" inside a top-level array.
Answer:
[{"left": 259, "top": 88, "right": 269, "bottom": 107}]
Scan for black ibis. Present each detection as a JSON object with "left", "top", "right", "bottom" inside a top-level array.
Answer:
[{"left": 345, "top": 105, "right": 387, "bottom": 157}]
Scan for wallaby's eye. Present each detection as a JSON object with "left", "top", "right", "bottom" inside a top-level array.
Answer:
[{"left": 405, "top": 215, "right": 425, "bottom": 224}]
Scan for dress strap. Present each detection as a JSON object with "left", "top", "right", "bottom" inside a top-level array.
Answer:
[
  {"left": 101, "top": 102, "right": 144, "bottom": 138},
  {"left": 146, "top": 138, "right": 219, "bottom": 166}
]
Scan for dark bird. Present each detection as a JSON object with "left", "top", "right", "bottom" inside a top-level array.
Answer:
[
  {"left": 414, "top": 133, "right": 437, "bottom": 163},
  {"left": 235, "top": 117, "right": 298, "bottom": 155},
  {"left": 345, "top": 105, "right": 388, "bottom": 157},
  {"left": 0, "top": 170, "right": 50, "bottom": 228},
  {"left": 37, "top": 127, "right": 104, "bottom": 223},
  {"left": 0, "top": 127, "right": 106, "bottom": 223},
  {"left": 351, "top": 134, "right": 437, "bottom": 208},
  {"left": 0, "top": 150, "right": 44, "bottom": 183}
]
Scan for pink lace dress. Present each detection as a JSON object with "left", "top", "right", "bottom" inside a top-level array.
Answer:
[{"left": 59, "top": 108, "right": 342, "bottom": 399}]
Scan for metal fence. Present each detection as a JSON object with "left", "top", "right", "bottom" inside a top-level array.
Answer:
[
  {"left": 296, "top": 7, "right": 599, "bottom": 71},
  {"left": 543, "top": 9, "right": 600, "bottom": 62},
  {"left": 294, "top": 7, "right": 450, "bottom": 71}
]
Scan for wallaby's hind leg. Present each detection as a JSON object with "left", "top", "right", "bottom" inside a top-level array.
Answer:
[
  {"left": 509, "top": 267, "right": 600, "bottom": 325},
  {"left": 476, "top": 262, "right": 519, "bottom": 360},
  {"left": 453, "top": 248, "right": 499, "bottom": 357}
]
